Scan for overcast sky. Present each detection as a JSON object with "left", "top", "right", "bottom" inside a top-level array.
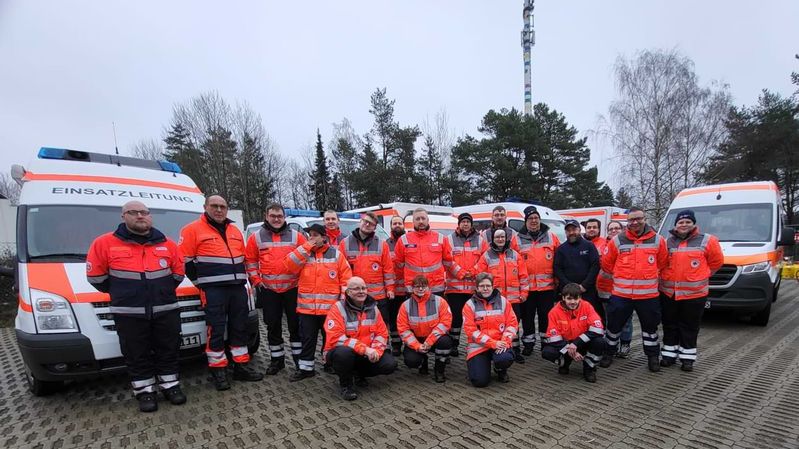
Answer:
[{"left": 1, "top": 1, "right": 797, "bottom": 190}]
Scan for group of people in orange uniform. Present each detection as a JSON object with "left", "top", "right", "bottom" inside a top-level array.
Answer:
[{"left": 87, "top": 197, "right": 723, "bottom": 411}]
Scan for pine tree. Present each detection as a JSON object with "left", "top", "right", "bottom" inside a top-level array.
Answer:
[
  {"left": 237, "top": 132, "right": 274, "bottom": 224},
  {"left": 200, "top": 126, "right": 238, "bottom": 204},
  {"left": 163, "top": 123, "right": 208, "bottom": 192},
  {"left": 615, "top": 187, "right": 634, "bottom": 209},
  {"left": 351, "top": 136, "right": 385, "bottom": 206},
  {"left": 369, "top": 88, "right": 399, "bottom": 168},
  {"left": 311, "top": 129, "right": 331, "bottom": 210}
]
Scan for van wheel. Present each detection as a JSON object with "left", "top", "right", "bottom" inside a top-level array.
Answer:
[
  {"left": 25, "top": 368, "right": 63, "bottom": 396},
  {"left": 750, "top": 300, "right": 771, "bottom": 327}
]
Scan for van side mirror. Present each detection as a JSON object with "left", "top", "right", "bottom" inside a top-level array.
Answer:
[{"left": 779, "top": 227, "right": 796, "bottom": 246}]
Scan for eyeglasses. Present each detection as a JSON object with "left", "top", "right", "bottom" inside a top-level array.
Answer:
[
  {"left": 477, "top": 284, "right": 493, "bottom": 289},
  {"left": 124, "top": 210, "right": 150, "bottom": 217},
  {"left": 267, "top": 214, "right": 285, "bottom": 219},
  {"left": 362, "top": 221, "right": 377, "bottom": 227},
  {"left": 412, "top": 285, "right": 428, "bottom": 290}
]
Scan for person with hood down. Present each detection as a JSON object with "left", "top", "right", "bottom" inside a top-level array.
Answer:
[
  {"left": 397, "top": 275, "right": 453, "bottom": 382},
  {"left": 553, "top": 219, "right": 601, "bottom": 320},
  {"left": 386, "top": 215, "right": 407, "bottom": 356},
  {"left": 476, "top": 228, "right": 529, "bottom": 363},
  {"left": 324, "top": 277, "right": 397, "bottom": 400},
  {"left": 463, "top": 273, "right": 519, "bottom": 387}
]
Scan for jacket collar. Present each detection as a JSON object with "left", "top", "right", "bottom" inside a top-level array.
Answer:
[
  {"left": 669, "top": 226, "right": 700, "bottom": 240},
  {"left": 113, "top": 223, "right": 166, "bottom": 245}
]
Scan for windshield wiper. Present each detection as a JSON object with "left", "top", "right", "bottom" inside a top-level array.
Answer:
[{"left": 29, "top": 253, "right": 86, "bottom": 260}]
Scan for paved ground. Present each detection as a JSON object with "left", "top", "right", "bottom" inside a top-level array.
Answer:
[{"left": 1, "top": 283, "right": 798, "bottom": 449}]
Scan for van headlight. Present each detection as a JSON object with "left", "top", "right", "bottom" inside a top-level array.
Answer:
[
  {"left": 740, "top": 261, "right": 770, "bottom": 274},
  {"left": 31, "top": 289, "right": 78, "bottom": 333}
]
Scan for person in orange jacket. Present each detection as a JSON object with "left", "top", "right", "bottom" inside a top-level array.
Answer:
[
  {"left": 480, "top": 205, "right": 521, "bottom": 252},
  {"left": 596, "top": 220, "right": 634, "bottom": 358},
  {"left": 463, "top": 272, "right": 518, "bottom": 387},
  {"left": 339, "top": 211, "right": 395, "bottom": 330},
  {"left": 324, "top": 276, "right": 397, "bottom": 400},
  {"left": 658, "top": 210, "right": 723, "bottom": 371},
  {"left": 386, "top": 215, "right": 407, "bottom": 356},
  {"left": 285, "top": 223, "right": 352, "bottom": 382},
  {"left": 394, "top": 208, "right": 462, "bottom": 294},
  {"left": 542, "top": 283, "right": 606, "bottom": 383},
  {"left": 444, "top": 212, "right": 487, "bottom": 357},
  {"left": 397, "top": 275, "right": 453, "bottom": 382},
  {"left": 245, "top": 203, "right": 306, "bottom": 376},
  {"left": 600, "top": 207, "right": 668, "bottom": 372},
  {"left": 516, "top": 206, "right": 561, "bottom": 355},
  {"left": 87, "top": 201, "right": 186, "bottom": 412},
  {"left": 180, "top": 195, "right": 263, "bottom": 391},
  {"left": 323, "top": 210, "right": 343, "bottom": 246},
  {"left": 476, "top": 229, "right": 529, "bottom": 363}
]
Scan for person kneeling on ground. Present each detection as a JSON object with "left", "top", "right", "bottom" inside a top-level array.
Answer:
[
  {"left": 324, "top": 276, "right": 397, "bottom": 400},
  {"left": 397, "top": 275, "right": 453, "bottom": 382},
  {"left": 463, "top": 272, "right": 518, "bottom": 387},
  {"left": 542, "top": 283, "right": 606, "bottom": 383}
]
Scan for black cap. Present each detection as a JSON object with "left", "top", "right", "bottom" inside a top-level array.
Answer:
[
  {"left": 564, "top": 219, "right": 581, "bottom": 229},
  {"left": 304, "top": 223, "right": 327, "bottom": 236},
  {"left": 457, "top": 212, "right": 473, "bottom": 223},
  {"left": 675, "top": 209, "right": 696, "bottom": 225},
  {"left": 524, "top": 206, "right": 540, "bottom": 220}
]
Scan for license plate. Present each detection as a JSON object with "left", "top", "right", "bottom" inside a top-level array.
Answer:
[{"left": 180, "top": 333, "right": 201, "bottom": 348}]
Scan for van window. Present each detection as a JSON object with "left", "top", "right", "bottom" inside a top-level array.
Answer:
[
  {"left": 23, "top": 205, "right": 199, "bottom": 262},
  {"left": 660, "top": 203, "right": 774, "bottom": 242},
  {"left": 474, "top": 218, "right": 567, "bottom": 242}
]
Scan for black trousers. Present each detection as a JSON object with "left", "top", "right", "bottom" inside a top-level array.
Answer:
[
  {"left": 445, "top": 293, "right": 471, "bottom": 346},
  {"left": 115, "top": 310, "right": 180, "bottom": 395},
  {"left": 298, "top": 314, "right": 327, "bottom": 371},
  {"left": 388, "top": 295, "right": 405, "bottom": 351},
  {"left": 203, "top": 284, "right": 251, "bottom": 367},
  {"left": 258, "top": 287, "right": 300, "bottom": 364},
  {"left": 542, "top": 336, "right": 606, "bottom": 369},
  {"left": 661, "top": 294, "right": 706, "bottom": 362},
  {"left": 403, "top": 335, "right": 453, "bottom": 368},
  {"left": 327, "top": 346, "right": 397, "bottom": 386},
  {"left": 605, "top": 295, "right": 661, "bottom": 357},
  {"left": 522, "top": 290, "right": 556, "bottom": 348},
  {"left": 511, "top": 303, "right": 523, "bottom": 353},
  {"left": 467, "top": 350, "right": 514, "bottom": 388}
]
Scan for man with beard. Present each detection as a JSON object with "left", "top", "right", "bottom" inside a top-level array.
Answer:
[
  {"left": 444, "top": 212, "right": 487, "bottom": 357},
  {"left": 553, "top": 219, "right": 602, "bottom": 320},
  {"left": 87, "top": 201, "right": 186, "bottom": 412},
  {"left": 386, "top": 215, "right": 407, "bottom": 355},
  {"left": 245, "top": 203, "right": 306, "bottom": 376}
]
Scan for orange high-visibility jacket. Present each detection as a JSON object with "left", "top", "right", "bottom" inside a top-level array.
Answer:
[
  {"left": 481, "top": 225, "right": 521, "bottom": 252},
  {"left": 394, "top": 229, "right": 460, "bottom": 293},
  {"left": 476, "top": 246, "right": 529, "bottom": 304},
  {"left": 517, "top": 225, "right": 561, "bottom": 292},
  {"left": 339, "top": 231, "right": 395, "bottom": 300},
  {"left": 323, "top": 297, "right": 388, "bottom": 356},
  {"left": 285, "top": 242, "right": 352, "bottom": 315},
  {"left": 396, "top": 291, "right": 452, "bottom": 351},
  {"left": 244, "top": 225, "right": 306, "bottom": 292},
  {"left": 387, "top": 235, "right": 406, "bottom": 296},
  {"left": 601, "top": 225, "right": 668, "bottom": 300},
  {"left": 462, "top": 290, "right": 519, "bottom": 360},
  {"left": 588, "top": 236, "right": 614, "bottom": 299},
  {"left": 179, "top": 214, "right": 247, "bottom": 287},
  {"left": 545, "top": 300, "right": 604, "bottom": 343},
  {"left": 659, "top": 227, "right": 723, "bottom": 300},
  {"left": 445, "top": 230, "right": 487, "bottom": 295}
]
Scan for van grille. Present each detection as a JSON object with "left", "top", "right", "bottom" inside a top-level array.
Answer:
[
  {"left": 92, "top": 295, "right": 205, "bottom": 331},
  {"left": 710, "top": 265, "right": 738, "bottom": 286}
]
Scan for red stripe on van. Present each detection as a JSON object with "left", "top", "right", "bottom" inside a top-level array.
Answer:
[{"left": 23, "top": 172, "right": 202, "bottom": 194}]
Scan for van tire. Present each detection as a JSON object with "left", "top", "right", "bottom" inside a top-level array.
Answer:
[
  {"left": 25, "top": 369, "right": 63, "bottom": 396},
  {"left": 751, "top": 300, "right": 771, "bottom": 327}
]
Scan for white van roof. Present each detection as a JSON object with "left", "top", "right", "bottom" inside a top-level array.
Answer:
[
  {"left": 347, "top": 202, "right": 454, "bottom": 217},
  {"left": 453, "top": 202, "right": 564, "bottom": 222},
  {"left": 669, "top": 181, "right": 780, "bottom": 208}
]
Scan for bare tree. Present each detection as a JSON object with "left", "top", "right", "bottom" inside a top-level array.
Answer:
[
  {"left": 0, "top": 173, "right": 21, "bottom": 205},
  {"left": 329, "top": 117, "right": 361, "bottom": 209},
  {"left": 129, "top": 138, "right": 164, "bottom": 160}
]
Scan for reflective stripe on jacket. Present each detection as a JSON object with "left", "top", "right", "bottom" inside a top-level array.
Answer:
[
  {"left": 394, "top": 230, "right": 459, "bottom": 294},
  {"left": 589, "top": 237, "right": 613, "bottom": 299},
  {"left": 396, "top": 291, "right": 452, "bottom": 351},
  {"left": 322, "top": 297, "right": 388, "bottom": 356},
  {"left": 340, "top": 231, "right": 395, "bottom": 300},
  {"left": 445, "top": 231, "right": 487, "bottom": 294},
  {"left": 180, "top": 214, "right": 247, "bottom": 287},
  {"left": 476, "top": 247, "right": 529, "bottom": 303},
  {"left": 659, "top": 227, "right": 723, "bottom": 300},
  {"left": 462, "top": 289, "right": 518, "bottom": 360},
  {"left": 244, "top": 225, "right": 306, "bottom": 292},
  {"left": 517, "top": 226, "right": 561, "bottom": 291},
  {"left": 545, "top": 300, "right": 604, "bottom": 343},
  {"left": 601, "top": 225, "right": 668, "bottom": 300},
  {"left": 285, "top": 242, "right": 352, "bottom": 315},
  {"left": 387, "top": 236, "right": 406, "bottom": 295}
]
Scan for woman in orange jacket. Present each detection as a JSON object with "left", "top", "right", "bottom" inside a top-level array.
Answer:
[{"left": 463, "top": 272, "right": 519, "bottom": 387}]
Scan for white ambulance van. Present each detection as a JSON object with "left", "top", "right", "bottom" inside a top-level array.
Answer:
[
  {"left": 453, "top": 202, "right": 567, "bottom": 241},
  {"left": 659, "top": 181, "right": 794, "bottom": 326},
  {"left": 11, "top": 148, "right": 259, "bottom": 395},
  {"left": 556, "top": 206, "right": 628, "bottom": 237},
  {"left": 345, "top": 202, "right": 457, "bottom": 233}
]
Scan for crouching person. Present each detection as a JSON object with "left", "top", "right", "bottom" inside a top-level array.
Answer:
[
  {"left": 542, "top": 283, "right": 606, "bottom": 382},
  {"left": 397, "top": 275, "right": 453, "bottom": 382},
  {"left": 463, "top": 273, "right": 518, "bottom": 387},
  {"left": 325, "top": 277, "right": 397, "bottom": 400}
]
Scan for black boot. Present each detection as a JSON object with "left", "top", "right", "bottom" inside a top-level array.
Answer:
[
  {"left": 599, "top": 353, "right": 614, "bottom": 368},
  {"left": 136, "top": 392, "right": 158, "bottom": 412},
  {"left": 289, "top": 370, "right": 316, "bottom": 382},
  {"left": 648, "top": 355, "right": 661, "bottom": 373},
  {"left": 680, "top": 360, "right": 694, "bottom": 372},
  {"left": 265, "top": 358, "right": 285, "bottom": 376},
  {"left": 496, "top": 369, "right": 510, "bottom": 383},
  {"left": 209, "top": 368, "right": 230, "bottom": 391},
  {"left": 162, "top": 385, "right": 187, "bottom": 405},
  {"left": 521, "top": 345, "right": 534, "bottom": 356},
  {"left": 233, "top": 363, "right": 264, "bottom": 382},
  {"left": 660, "top": 357, "right": 676, "bottom": 368},
  {"left": 354, "top": 375, "right": 369, "bottom": 387},
  {"left": 513, "top": 348, "right": 525, "bottom": 364},
  {"left": 558, "top": 357, "right": 572, "bottom": 375},
  {"left": 340, "top": 381, "right": 358, "bottom": 401},
  {"left": 433, "top": 360, "right": 446, "bottom": 383},
  {"left": 450, "top": 347, "right": 460, "bottom": 358},
  {"left": 583, "top": 366, "right": 597, "bottom": 383},
  {"left": 419, "top": 362, "right": 429, "bottom": 375}
]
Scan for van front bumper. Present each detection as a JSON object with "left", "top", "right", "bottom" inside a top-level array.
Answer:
[{"left": 708, "top": 271, "right": 773, "bottom": 314}]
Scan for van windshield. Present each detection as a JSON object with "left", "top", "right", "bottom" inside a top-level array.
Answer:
[
  {"left": 660, "top": 203, "right": 773, "bottom": 242},
  {"left": 24, "top": 205, "right": 200, "bottom": 261}
]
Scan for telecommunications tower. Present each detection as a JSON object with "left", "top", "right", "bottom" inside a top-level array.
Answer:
[{"left": 521, "top": 0, "right": 535, "bottom": 116}]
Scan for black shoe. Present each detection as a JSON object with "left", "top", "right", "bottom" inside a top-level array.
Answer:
[
  {"left": 648, "top": 356, "right": 661, "bottom": 372},
  {"left": 419, "top": 363, "right": 429, "bottom": 375},
  {"left": 558, "top": 365, "right": 570, "bottom": 375},
  {"left": 599, "top": 354, "right": 614, "bottom": 368},
  {"left": 660, "top": 357, "right": 676, "bottom": 368},
  {"left": 434, "top": 361, "right": 446, "bottom": 383},
  {"left": 522, "top": 346, "right": 534, "bottom": 356},
  {"left": 340, "top": 385, "right": 358, "bottom": 401},
  {"left": 210, "top": 368, "right": 230, "bottom": 391},
  {"left": 265, "top": 359, "right": 285, "bottom": 376},
  {"left": 497, "top": 370, "right": 510, "bottom": 383},
  {"left": 162, "top": 386, "right": 187, "bottom": 405},
  {"left": 354, "top": 376, "right": 369, "bottom": 388},
  {"left": 616, "top": 343, "right": 631, "bottom": 358},
  {"left": 558, "top": 357, "right": 572, "bottom": 375},
  {"left": 289, "top": 370, "right": 316, "bottom": 382},
  {"left": 391, "top": 347, "right": 401, "bottom": 357},
  {"left": 583, "top": 368, "right": 597, "bottom": 383},
  {"left": 136, "top": 392, "right": 158, "bottom": 412},
  {"left": 233, "top": 364, "right": 264, "bottom": 382},
  {"left": 323, "top": 363, "right": 335, "bottom": 374},
  {"left": 514, "top": 352, "right": 526, "bottom": 364},
  {"left": 680, "top": 360, "right": 694, "bottom": 372},
  {"left": 450, "top": 347, "right": 460, "bottom": 358}
]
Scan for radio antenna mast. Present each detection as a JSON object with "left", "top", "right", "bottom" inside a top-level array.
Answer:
[
  {"left": 521, "top": 0, "right": 536, "bottom": 116},
  {"left": 112, "top": 121, "right": 119, "bottom": 155}
]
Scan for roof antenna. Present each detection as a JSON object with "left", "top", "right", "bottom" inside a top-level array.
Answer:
[{"left": 112, "top": 121, "right": 121, "bottom": 166}]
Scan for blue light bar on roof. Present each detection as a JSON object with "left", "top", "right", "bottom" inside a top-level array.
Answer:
[
  {"left": 285, "top": 208, "right": 321, "bottom": 217},
  {"left": 36, "top": 147, "right": 184, "bottom": 173},
  {"left": 158, "top": 161, "right": 182, "bottom": 173},
  {"left": 38, "top": 147, "right": 70, "bottom": 159},
  {"left": 338, "top": 212, "right": 361, "bottom": 219}
]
